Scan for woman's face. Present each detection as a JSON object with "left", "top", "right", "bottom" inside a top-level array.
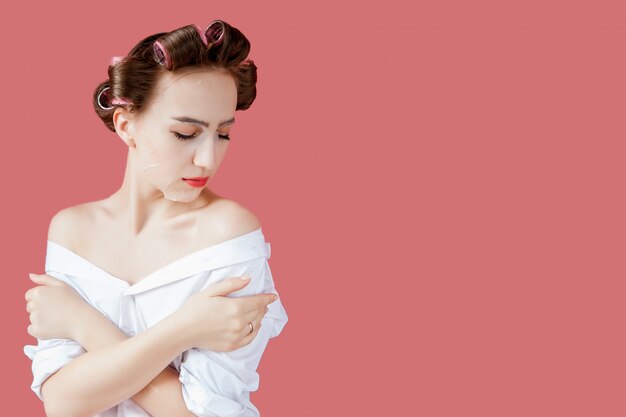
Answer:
[{"left": 123, "top": 67, "right": 238, "bottom": 202}]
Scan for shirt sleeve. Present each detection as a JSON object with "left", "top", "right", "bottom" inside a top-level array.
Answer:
[
  {"left": 23, "top": 338, "right": 86, "bottom": 401},
  {"left": 177, "top": 256, "right": 288, "bottom": 417},
  {"left": 23, "top": 269, "right": 88, "bottom": 402}
]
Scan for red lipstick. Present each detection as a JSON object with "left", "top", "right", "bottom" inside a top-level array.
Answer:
[{"left": 182, "top": 177, "right": 209, "bottom": 187}]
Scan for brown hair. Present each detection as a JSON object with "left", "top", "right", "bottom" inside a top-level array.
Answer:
[{"left": 93, "top": 21, "right": 257, "bottom": 132}]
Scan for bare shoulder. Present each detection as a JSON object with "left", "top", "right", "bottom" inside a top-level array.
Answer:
[
  {"left": 201, "top": 197, "right": 261, "bottom": 242},
  {"left": 47, "top": 202, "right": 95, "bottom": 251}
]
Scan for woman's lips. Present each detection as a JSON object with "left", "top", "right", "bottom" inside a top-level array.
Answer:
[{"left": 182, "top": 177, "right": 209, "bottom": 187}]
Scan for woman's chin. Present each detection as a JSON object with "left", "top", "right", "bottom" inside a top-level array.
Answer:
[{"left": 162, "top": 188, "right": 202, "bottom": 203}]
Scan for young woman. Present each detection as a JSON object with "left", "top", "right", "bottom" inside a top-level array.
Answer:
[{"left": 23, "top": 20, "right": 288, "bottom": 417}]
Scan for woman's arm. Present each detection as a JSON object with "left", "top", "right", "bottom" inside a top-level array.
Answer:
[
  {"left": 68, "top": 307, "right": 197, "bottom": 417},
  {"left": 40, "top": 208, "right": 197, "bottom": 416},
  {"left": 41, "top": 310, "right": 194, "bottom": 417},
  {"left": 29, "top": 271, "right": 274, "bottom": 417}
]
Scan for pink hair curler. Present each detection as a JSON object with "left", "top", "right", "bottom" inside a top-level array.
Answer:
[
  {"left": 193, "top": 24, "right": 208, "bottom": 46},
  {"left": 153, "top": 39, "right": 172, "bottom": 69},
  {"left": 111, "top": 97, "right": 133, "bottom": 106},
  {"left": 205, "top": 20, "right": 225, "bottom": 47},
  {"left": 97, "top": 86, "right": 133, "bottom": 110},
  {"left": 110, "top": 56, "right": 125, "bottom": 66}
]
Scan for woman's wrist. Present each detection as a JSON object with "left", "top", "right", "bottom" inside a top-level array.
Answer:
[
  {"left": 160, "top": 311, "right": 194, "bottom": 353},
  {"left": 73, "top": 307, "right": 127, "bottom": 350}
]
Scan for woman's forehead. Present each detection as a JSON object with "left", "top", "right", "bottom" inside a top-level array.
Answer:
[
  {"left": 151, "top": 70, "right": 237, "bottom": 115},
  {"left": 159, "top": 68, "right": 234, "bottom": 93}
]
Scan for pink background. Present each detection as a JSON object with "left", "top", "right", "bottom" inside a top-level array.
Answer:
[{"left": 3, "top": 1, "right": 625, "bottom": 416}]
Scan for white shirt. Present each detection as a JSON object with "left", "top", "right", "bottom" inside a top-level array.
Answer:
[{"left": 23, "top": 227, "right": 288, "bottom": 417}]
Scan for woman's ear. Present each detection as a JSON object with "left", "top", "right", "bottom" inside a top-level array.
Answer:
[{"left": 112, "top": 108, "right": 136, "bottom": 147}]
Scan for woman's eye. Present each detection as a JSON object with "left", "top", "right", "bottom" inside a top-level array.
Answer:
[
  {"left": 174, "top": 132, "right": 195, "bottom": 141},
  {"left": 173, "top": 132, "right": 231, "bottom": 141}
]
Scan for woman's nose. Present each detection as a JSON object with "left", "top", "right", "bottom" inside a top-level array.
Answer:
[{"left": 193, "top": 135, "right": 217, "bottom": 169}]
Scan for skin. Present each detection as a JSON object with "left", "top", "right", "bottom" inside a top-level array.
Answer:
[{"left": 24, "top": 67, "right": 278, "bottom": 417}]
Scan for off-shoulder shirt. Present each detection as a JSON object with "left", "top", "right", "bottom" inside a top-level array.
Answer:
[{"left": 23, "top": 227, "right": 288, "bottom": 417}]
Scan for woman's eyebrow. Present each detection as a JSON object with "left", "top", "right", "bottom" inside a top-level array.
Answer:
[{"left": 171, "top": 116, "right": 235, "bottom": 128}]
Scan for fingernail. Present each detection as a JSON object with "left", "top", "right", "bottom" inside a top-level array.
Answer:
[
  {"left": 240, "top": 275, "right": 250, "bottom": 280},
  {"left": 28, "top": 273, "right": 35, "bottom": 279}
]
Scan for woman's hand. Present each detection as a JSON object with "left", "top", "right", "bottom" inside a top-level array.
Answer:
[
  {"left": 24, "top": 273, "right": 92, "bottom": 341},
  {"left": 174, "top": 276, "right": 278, "bottom": 352}
]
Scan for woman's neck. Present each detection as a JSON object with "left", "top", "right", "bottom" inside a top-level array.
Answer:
[{"left": 106, "top": 152, "right": 214, "bottom": 236}]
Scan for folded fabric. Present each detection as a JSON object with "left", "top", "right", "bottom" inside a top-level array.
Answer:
[{"left": 23, "top": 227, "right": 288, "bottom": 417}]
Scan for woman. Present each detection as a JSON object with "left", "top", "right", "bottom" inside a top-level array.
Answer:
[{"left": 23, "top": 20, "right": 288, "bottom": 417}]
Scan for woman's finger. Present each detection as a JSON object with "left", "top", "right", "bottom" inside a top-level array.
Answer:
[
  {"left": 242, "top": 314, "right": 264, "bottom": 343},
  {"left": 29, "top": 273, "right": 66, "bottom": 287},
  {"left": 237, "top": 306, "right": 265, "bottom": 329},
  {"left": 237, "top": 307, "right": 268, "bottom": 346},
  {"left": 199, "top": 276, "right": 252, "bottom": 298},
  {"left": 24, "top": 287, "right": 40, "bottom": 301},
  {"left": 235, "top": 293, "right": 278, "bottom": 314}
]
